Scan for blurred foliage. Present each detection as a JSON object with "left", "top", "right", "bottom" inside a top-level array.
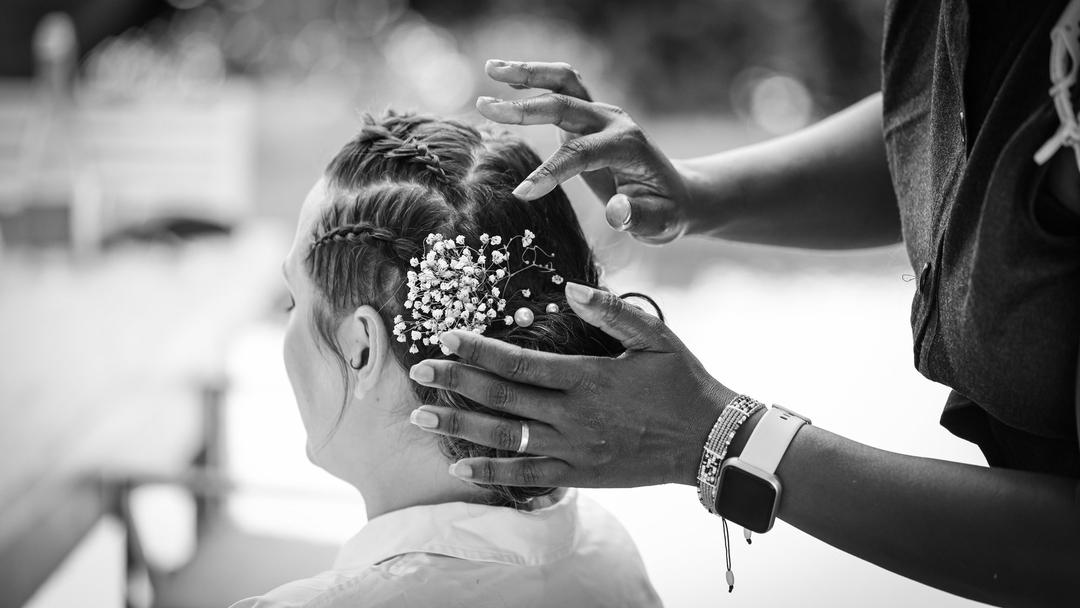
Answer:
[
  {"left": 412, "top": 0, "right": 885, "bottom": 115},
  {"left": 2, "top": 0, "right": 885, "bottom": 116}
]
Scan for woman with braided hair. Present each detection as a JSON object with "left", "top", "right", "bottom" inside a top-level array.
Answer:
[{"left": 229, "top": 111, "right": 662, "bottom": 607}]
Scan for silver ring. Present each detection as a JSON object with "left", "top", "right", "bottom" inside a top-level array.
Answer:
[{"left": 516, "top": 421, "right": 530, "bottom": 454}]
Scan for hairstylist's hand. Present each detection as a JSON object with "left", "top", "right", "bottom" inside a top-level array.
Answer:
[
  {"left": 407, "top": 282, "right": 736, "bottom": 488},
  {"left": 478, "top": 60, "right": 697, "bottom": 244}
]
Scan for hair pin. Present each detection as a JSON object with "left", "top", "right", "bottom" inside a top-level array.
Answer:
[{"left": 513, "top": 307, "right": 535, "bottom": 327}]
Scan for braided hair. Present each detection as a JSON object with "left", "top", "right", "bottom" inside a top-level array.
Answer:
[{"left": 306, "top": 110, "right": 624, "bottom": 506}]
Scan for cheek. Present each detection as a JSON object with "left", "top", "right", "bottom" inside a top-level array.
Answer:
[{"left": 283, "top": 313, "right": 346, "bottom": 437}]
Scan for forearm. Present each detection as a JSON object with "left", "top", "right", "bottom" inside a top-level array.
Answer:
[
  {"left": 723, "top": 417, "right": 1080, "bottom": 606},
  {"left": 678, "top": 93, "right": 901, "bottom": 249}
]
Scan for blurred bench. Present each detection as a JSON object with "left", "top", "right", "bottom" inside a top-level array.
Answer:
[
  {"left": 0, "top": 80, "right": 253, "bottom": 251},
  {"left": 0, "top": 225, "right": 284, "bottom": 606}
]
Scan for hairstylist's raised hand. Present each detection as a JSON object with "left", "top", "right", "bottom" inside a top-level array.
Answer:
[
  {"left": 478, "top": 60, "right": 697, "bottom": 244},
  {"left": 407, "top": 282, "right": 736, "bottom": 488}
]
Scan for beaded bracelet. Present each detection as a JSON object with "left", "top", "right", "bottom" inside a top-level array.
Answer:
[
  {"left": 696, "top": 394, "right": 765, "bottom": 514},
  {"left": 696, "top": 394, "right": 765, "bottom": 592}
]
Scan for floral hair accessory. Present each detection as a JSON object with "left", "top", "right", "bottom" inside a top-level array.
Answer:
[{"left": 392, "top": 230, "right": 563, "bottom": 355}]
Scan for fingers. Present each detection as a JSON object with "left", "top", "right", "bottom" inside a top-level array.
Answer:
[
  {"left": 409, "top": 405, "right": 565, "bottom": 456},
  {"left": 563, "top": 282, "right": 671, "bottom": 351},
  {"left": 477, "top": 94, "right": 608, "bottom": 135},
  {"left": 512, "top": 133, "right": 622, "bottom": 200},
  {"left": 478, "top": 59, "right": 640, "bottom": 202},
  {"left": 449, "top": 456, "right": 575, "bottom": 487},
  {"left": 409, "top": 360, "right": 551, "bottom": 419},
  {"left": 485, "top": 60, "right": 590, "bottom": 100},
  {"left": 438, "top": 330, "right": 585, "bottom": 390}
]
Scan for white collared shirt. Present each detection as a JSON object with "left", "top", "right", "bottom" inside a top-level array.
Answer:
[{"left": 229, "top": 489, "right": 662, "bottom": 607}]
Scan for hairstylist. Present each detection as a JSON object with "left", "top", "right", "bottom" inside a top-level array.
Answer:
[{"left": 406, "top": 2, "right": 1080, "bottom": 606}]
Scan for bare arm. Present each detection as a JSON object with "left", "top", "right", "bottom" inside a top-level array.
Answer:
[
  {"left": 479, "top": 61, "right": 899, "bottom": 249},
  {"left": 724, "top": 410, "right": 1080, "bottom": 607},
  {"left": 679, "top": 94, "right": 902, "bottom": 248}
]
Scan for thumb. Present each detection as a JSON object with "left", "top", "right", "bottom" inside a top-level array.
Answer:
[{"left": 564, "top": 282, "right": 670, "bottom": 351}]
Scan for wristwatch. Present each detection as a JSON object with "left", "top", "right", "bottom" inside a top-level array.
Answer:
[{"left": 715, "top": 405, "right": 810, "bottom": 534}]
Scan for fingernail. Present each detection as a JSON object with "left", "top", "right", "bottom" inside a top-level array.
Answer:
[
  {"left": 565, "top": 281, "right": 591, "bottom": 304},
  {"left": 476, "top": 95, "right": 502, "bottom": 105},
  {"left": 409, "top": 408, "right": 439, "bottom": 429},
  {"left": 439, "top": 332, "right": 461, "bottom": 353},
  {"left": 512, "top": 180, "right": 535, "bottom": 199},
  {"left": 409, "top": 363, "right": 434, "bottom": 383},
  {"left": 487, "top": 59, "right": 508, "bottom": 68},
  {"left": 449, "top": 462, "right": 473, "bottom": 479}
]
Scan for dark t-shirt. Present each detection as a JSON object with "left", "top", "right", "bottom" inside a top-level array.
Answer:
[{"left": 882, "top": 0, "right": 1080, "bottom": 476}]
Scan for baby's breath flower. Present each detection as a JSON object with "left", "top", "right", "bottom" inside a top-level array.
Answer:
[{"left": 392, "top": 230, "right": 563, "bottom": 353}]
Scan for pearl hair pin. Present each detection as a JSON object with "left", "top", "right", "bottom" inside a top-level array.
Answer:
[
  {"left": 513, "top": 307, "right": 535, "bottom": 327},
  {"left": 513, "top": 303, "right": 559, "bottom": 328}
]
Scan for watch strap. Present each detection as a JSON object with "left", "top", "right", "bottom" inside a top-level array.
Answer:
[{"left": 738, "top": 406, "right": 810, "bottom": 475}]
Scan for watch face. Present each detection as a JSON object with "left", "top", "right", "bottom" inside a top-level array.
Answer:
[{"left": 715, "top": 465, "right": 779, "bottom": 534}]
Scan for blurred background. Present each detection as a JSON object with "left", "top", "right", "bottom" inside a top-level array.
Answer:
[{"left": 0, "top": 1, "right": 988, "bottom": 606}]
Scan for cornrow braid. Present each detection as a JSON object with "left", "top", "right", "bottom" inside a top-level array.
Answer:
[
  {"left": 307, "top": 182, "right": 450, "bottom": 312},
  {"left": 311, "top": 222, "right": 418, "bottom": 260},
  {"left": 357, "top": 124, "right": 449, "bottom": 182}
]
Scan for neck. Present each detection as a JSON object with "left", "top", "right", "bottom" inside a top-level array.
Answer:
[
  {"left": 315, "top": 374, "right": 559, "bottom": 520},
  {"left": 316, "top": 392, "right": 484, "bottom": 520},
  {"left": 358, "top": 431, "right": 481, "bottom": 519}
]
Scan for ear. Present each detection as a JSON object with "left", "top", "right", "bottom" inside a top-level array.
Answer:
[{"left": 335, "top": 305, "right": 389, "bottom": 398}]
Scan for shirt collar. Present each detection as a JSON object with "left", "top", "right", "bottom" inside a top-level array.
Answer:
[{"left": 333, "top": 489, "right": 580, "bottom": 570}]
